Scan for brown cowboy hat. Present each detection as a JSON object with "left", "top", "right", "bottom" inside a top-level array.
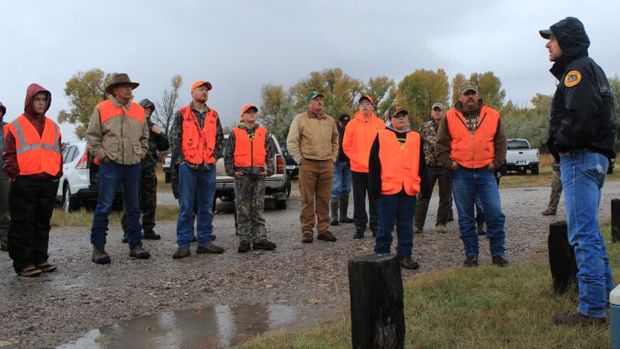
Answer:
[{"left": 105, "top": 73, "right": 140, "bottom": 94}]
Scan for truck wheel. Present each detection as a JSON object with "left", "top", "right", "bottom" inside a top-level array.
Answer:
[
  {"left": 275, "top": 199, "right": 287, "bottom": 210},
  {"left": 531, "top": 165, "right": 539, "bottom": 175}
]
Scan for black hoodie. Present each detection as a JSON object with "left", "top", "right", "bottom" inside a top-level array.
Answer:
[{"left": 546, "top": 17, "right": 616, "bottom": 160}]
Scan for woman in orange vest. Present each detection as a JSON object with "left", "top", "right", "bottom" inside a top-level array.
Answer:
[
  {"left": 368, "top": 106, "right": 428, "bottom": 270},
  {"left": 3, "top": 84, "right": 62, "bottom": 277},
  {"left": 223, "top": 104, "right": 277, "bottom": 253}
]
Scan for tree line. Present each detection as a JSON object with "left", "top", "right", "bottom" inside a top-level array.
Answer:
[{"left": 58, "top": 68, "right": 620, "bottom": 151}]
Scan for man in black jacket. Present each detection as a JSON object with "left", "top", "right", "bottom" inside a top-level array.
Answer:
[{"left": 541, "top": 17, "right": 616, "bottom": 326}]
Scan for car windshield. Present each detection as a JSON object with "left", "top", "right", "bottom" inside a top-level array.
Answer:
[{"left": 507, "top": 140, "right": 529, "bottom": 150}]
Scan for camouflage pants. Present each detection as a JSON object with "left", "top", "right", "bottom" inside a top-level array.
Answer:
[
  {"left": 234, "top": 176, "right": 266, "bottom": 243},
  {"left": 122, "top": 169, "right": 158, "bottom": 235},
  {"left": 0, "top": 177, "right": 10, "bottom": 247},
  {"left": 547, "top": 167, "right": 563, "bottom": 211}
]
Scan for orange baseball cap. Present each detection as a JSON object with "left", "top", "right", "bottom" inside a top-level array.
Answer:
[
  {"left": 191, "top": 80, "right": 212, "bottom": 93},
  {"left": 359, "top": 95, "right": 374, "bottom": 105},
  {"left": 239, "top": 103, "right": 258, "bottom": 118}
]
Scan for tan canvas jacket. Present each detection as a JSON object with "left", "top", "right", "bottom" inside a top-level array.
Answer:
[
  {"left": 85, "top": 97, "right": 149, "bottom": 165},
  {"left": 286, "top": 111, "right": 338, "bottom": 163}
]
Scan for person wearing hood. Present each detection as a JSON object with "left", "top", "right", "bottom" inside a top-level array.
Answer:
[
  {"left": 3, "top": 84, "right": 62, "bottom": 277},
  {"left": 436, "top": 81, "right": 508, "bottom": 268},
  {"left": 121, "top": 98, "right": 169, "bottom": 242},
  {"left": 330, "top": 113, "right": 354, "bottom": 226},
  {"left": 224, "top": 104, "right": 277, "bottom": 253},
  {"left": 342, "top": 95, "right": 386, "bottom": 239},
  {"left": 86, "top": 73, "right": 151, "bottom": 264},
  {"left": 368, "top": 106, "right": 428, "bottom": 269},
  {"left": 0, "top": 101, "right": 9, "bottom": 252},
  {"left": 540, "top": 17, "right": 616, "bottom": 326},
  {"left": 414, "top": 102, "right": 452, "bottom": 235}
]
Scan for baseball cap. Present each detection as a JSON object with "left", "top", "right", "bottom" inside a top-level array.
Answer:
[
  {"left": 191, "top": 80, "right": 213, "bottom": 93},
  {"left": 239, "top": 103, "right": 258, "bottom": 118},
  {"left": 305, "top": 91, "right": 324, "bottom": 103},
  {"left": 459, "top": 81, "right": 478, "bottom": 95},
  {"left": 388, "top": 105, "right": 409, "bottom": 118},
  {"left": 432, "top": 102, "right": 446, "bottom": 111},
  {"left": 338, "top": 113, "right": 351, "bottom": 123},
  {"left": 359, "top": 95, "right": 374, "bottom": 105}
]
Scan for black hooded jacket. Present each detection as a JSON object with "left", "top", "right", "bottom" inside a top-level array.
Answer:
[{"left": 546, "top": 17, "right": 616, "bottom": 160}]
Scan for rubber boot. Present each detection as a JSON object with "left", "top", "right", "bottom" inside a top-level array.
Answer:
[
  {"left": 330, "top": 198, "right": 339, "bottom": 226},
  {"left": 339, "top": 197, "right": 354, "bottom": 223}
]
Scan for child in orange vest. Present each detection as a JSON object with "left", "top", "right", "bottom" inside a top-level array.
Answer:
[
  {"left": 223, "top": 104, "right": 277, "bottom": 253},
  {"left": 368, "top": 106, "right": 428, "bottom": 269}
]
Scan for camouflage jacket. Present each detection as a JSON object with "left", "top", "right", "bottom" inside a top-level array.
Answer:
[
  {"left": 419, "top": 119, "right": 441, "bottom": 167},
  {"left": 224, "top": 124, "right": 276, "bottom": 177},
  {"left": 142, "top": 118, "right": 170, "bottom": 171}
]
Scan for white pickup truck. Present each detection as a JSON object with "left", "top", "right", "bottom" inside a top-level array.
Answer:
[{"left": 506, "top": 138, "right": 540, "bottom": 175}]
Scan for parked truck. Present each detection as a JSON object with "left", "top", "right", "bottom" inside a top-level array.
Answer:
[{"left": 505, "top": 138, "right": 540, "bottom": 175}]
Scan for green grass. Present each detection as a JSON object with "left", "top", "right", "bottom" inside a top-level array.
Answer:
[
  {"left": 51, "top": 204, "right": 179, "bottom": 227},
  {"left": 244, "top": 226, "right": 619, "bottom": 348}
]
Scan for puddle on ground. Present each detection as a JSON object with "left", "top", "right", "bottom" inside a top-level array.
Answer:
[{"left": 58, "top": 304, "right": 298, "bottom": 349}]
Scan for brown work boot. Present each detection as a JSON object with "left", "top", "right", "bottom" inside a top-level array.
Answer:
[
  {"left": 541, "top": 207, "right": 557, "bottom": 216},
  {"left": 196, "top": 243, "right": 225, "bottom": 254},
  {"left": 36, "top": 262, "right": 57, "bottom": 273},
  {"left": 129, "top": 245, "right": 151, "bottom": 259},
  {"left": 172, "top": 247, "right": 191, "bottom": 259},
  {"left": 18, "top": 265, "right": 42, "bottom": 277},
  {"left": 554, "top": 312, "right": 606, "bottom": 326},
  {"left": 302, "top": 231, "right": 313, "bottom": 243},
  {"left": 399, "top": 257, "right": 420, "bottom": 270},
  {"left": 92, "top": 246, "right": 111, "bottom": 264},
  {"left": 253, "top": 239, "right": 277, "bottom": 251},
  {"left": 317, "top": 231, "right": 337, "bottom": 242}
]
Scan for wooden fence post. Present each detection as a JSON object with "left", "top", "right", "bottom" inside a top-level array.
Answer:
[
  {"left": 611, "top": 199, "right": 620, "bottom": 243},
  {"left": 548, "top": 221, "right": 578, "bottom": 294},
  {"left": 348, "top": 254, "right": 405, "bottom": 349}
]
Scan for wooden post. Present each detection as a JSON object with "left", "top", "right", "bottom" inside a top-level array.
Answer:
[
  {"left": 548, "top": 221, "right": 578, "bottom": 294},
  {"left": 612, "top": 199, "right": 620, "bottom": 243},
  {"left": 348, "top": 254, "right": 405, "bottom": 349}
]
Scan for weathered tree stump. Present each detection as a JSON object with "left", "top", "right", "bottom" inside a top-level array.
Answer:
[
  {"left": 548, "top": 221, "right": 578, "bottom": 294},
  {"left": 348, "top": 254, "right": 405, "bottom": 349},
  {"left": 612, "top": 199, "right": 620, "bottom": 243}
]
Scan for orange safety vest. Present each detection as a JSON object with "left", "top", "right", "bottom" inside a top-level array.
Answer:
[
  {"left": 378, "top": 130, "right": 421, "bottom": 196},
  {"left": 233, "top": 127, "right": 266, "bottom": 167},
  {"left": 343, "top": 113, "right": 386, "bottom": 173},
  {"left": 7, "top": 115, "right": 61, "bottom": 176},
  {"left": 446, "top": 105, "right": 499, "bottom": 169},
  {"left": 97, "top": 99, "right": 145, "bottom": 125},
  {"left": 180, "top": 105, "right": 218, "bottom": 165}
]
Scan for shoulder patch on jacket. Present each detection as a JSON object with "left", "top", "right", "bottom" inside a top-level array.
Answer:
[{"left": 564, "top": 70, "right": 582, "bottom": 88}]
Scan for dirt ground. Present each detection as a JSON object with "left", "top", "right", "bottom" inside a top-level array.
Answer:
[{"left": 1, "top": 181, "right": 620, "bottom": 348}]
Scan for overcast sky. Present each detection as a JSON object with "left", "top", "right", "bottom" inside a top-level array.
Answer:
[{"left": 1, "top": 0, "right": 618, "bottom": 142}]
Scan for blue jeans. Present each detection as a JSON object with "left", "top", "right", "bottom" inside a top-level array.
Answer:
[
  {"left": 452, "top": 167, "right": 505, "bottom": 258},
  {"left": 176, "top": 164, "right": 216, "bottom": 248},
  {"left": 331, "top": 161, "right": 352, "bottom": 198},
  {"left": 561, "top": 151, "right": 614, "bottom": 318},
  {"left": 91, "top": 161, "right": 142, "bottom": 248},
  {"left": 374, "top": 191, "right": 416, "bottom": 258}
]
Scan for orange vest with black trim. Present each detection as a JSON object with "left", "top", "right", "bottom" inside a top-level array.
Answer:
[
  {"left": 97, "top": 99, "right": 145, "bottom": 124},
  {"left": 180, "top": 105, "right": 218, "bottom": 165},
  {"left": 446, "top": 105, "right": 499, "bottom": 169},
  {"left": 233, "top": 127, "right": 266, "bottom": 167},
  {"left": 7, "top": 115, "right": 61, "bottom": 176},
  {"left": 378, "top": 130, "right": 421, "bottom": 196}
]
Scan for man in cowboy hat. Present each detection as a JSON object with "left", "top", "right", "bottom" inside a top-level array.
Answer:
[{"left": 86, "top": 73, "right": 151, "bottom": 264}]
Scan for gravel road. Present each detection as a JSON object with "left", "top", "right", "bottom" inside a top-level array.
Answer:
[{"left": 1, "top": 181, "right": 620, "bottom": 348}]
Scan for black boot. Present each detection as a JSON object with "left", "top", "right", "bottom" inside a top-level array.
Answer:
[
  {"left": 339, "top": 197, "right": 354, "bottom": 223},
  {"left": 330, "top": 198, "right": 339, "bottom": 226}
]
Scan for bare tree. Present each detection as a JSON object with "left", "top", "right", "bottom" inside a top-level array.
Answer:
[{"left": 154, "top": 75, "right": 183, "bottom": 137}]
